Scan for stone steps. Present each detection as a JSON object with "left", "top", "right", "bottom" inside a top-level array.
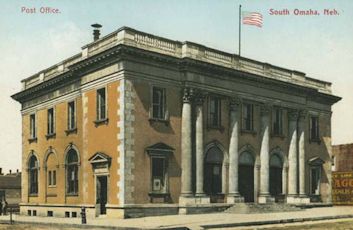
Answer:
[{"left": 225, "top": 203, "right": 303, "bottom": 214}]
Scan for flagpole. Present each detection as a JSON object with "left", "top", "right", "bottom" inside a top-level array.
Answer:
[{"left": 239, "top": 4, "right": 241, "bottom": 56}]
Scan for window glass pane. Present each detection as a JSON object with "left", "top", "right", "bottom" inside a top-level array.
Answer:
[
  {"left": 67, "top": 149, "right": 78, "bottom": 163},
  {"left": 209, "top": 97, "right": 220, "bottom": 126},
  {"left": 30, "top": 114, "right": 36, "bottom": 138},
  {"left": 152, "top": 87, "right": 165, "bottom": 119},
  {"left": 53, "top": 170, "right": 56, "bottom": 186},
  {"left": 68, "top": 101, "right": 75, "bottom": 129},
  {"left": 152, "top": 158, "right": 164, "bottom": 177},
  {"left": 47, "top": 108, "right": 54, "bottom": 134},
  {"left": 97, "top": 88, "right": 106, "bottom": 120},
  {"left": 48, "top": 171, "right": 52, "bottom": 186},
  {"left": 243, "top": 104, "right": 253, "bottom": 130}
]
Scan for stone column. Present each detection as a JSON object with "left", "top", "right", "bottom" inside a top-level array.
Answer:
[
  {"left": 287, "top": 110, "right": 298, "bottom": 202},
  {"left": 298, "top": 110, "right": 310, "bottom": 203},
  {"left": 254, "top": 164, "right": 260, "bottom": 203},
  {"left": 227, "top": 98, "right": 244, "bottom": 203},
  {"left": 180, "top": 88, "right": 193, "bottom": 201},
  {"left": 258, "top": 105, "right": 274, "bottom": 203},
  {"left": 282, "top": 165, "right": 288, "bottom": 195},
  {"left": 195, "top": 94, "right": 209, "bottom": 203}
]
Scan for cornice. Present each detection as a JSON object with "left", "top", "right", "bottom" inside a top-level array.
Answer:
[{"left": 12, "top": 43, "right": 341, "bottom": 107}]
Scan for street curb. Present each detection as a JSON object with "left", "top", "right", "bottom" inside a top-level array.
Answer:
[
  {"left": 0, "top": 219, "right": 189, "bottom": 230},
  {"left": 201, "top": 214, "right": 353, "bottom": 229}
]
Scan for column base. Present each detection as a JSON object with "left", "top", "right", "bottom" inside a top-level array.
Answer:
[
  {"left": 298, "top": 194, "right": 311, "bottom": 204},
  {"left": 286, "top": 195, "right": 310, "bottom": 204},
  {"left": 227, "top": 194, "right": 244, "bottom": 203},
  {"left": 179, "top": 195, "right": 196, "bottom": 206},
  {"left": 195, "top": 194, "right": 210, "bottom": 204},
  {"left": 258, "top": 194, "right": 275, "bottom": 204}
]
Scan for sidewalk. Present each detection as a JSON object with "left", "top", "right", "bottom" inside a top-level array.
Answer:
[{"left": 0, "top": 206, "right": 353, "bottom": 229}]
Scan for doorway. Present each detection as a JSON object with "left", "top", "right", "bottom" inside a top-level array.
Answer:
[
  {"left": 204, "top": 146, "right": 223, "bottom": 202},
  {"left": 239, "top": 151, "right": 254, "bottom": 202},
  {"left": 96, "top": 176, "right": 107, "bottom": 215},
  {"left": 269, "top": 154, "right": 283, "bottom": 199}
]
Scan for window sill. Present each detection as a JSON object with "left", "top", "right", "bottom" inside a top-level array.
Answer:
[
  {"left": 29, "top": 194, "right": 38, "bottom": 197},
  {"left": 48, "top": 185, "right": 57, "bottom": 188},
  {"left": 66, "top": 193, "right": 79, "bottom": 197},
  {"left": 94, "top": 118, "right": 109, "bottom": 127},
  {"left": 45, "top": 133, "right": 56, "bottom": 140},
  {"left": 207, "top": 125, "right": 225, "bottom": 133},
  {"left": 241, "top": 129, "right": 257, "bottom": 136},
  {"left": 148, "top": 192, "right": 171, "bottom": 203},
  {"left": 65, "top": 128, "right": 77, "bottom": 135},
  {"left": 28, "top": 137, "right": 37, "bottom": 143},
  {"left": 309, "top": 138, "right": 321, "bottom": 144},
  {"left": 148, "top": 118, "right": 169, "bottom": 126},
  {"left": 271, "top": 133, "right": 285, "bottom": 139},
  {"left": 46, "top": 193, "right": 57, "bottom": 197}
]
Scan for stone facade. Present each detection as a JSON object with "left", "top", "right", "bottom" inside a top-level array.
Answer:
[
  {"left": 12, "top": 26, "right": 341, "bottom": 218},
  {"left": 332, "top": 144, "right": 353, "bottom": 172}
]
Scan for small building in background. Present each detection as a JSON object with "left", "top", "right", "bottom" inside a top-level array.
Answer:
[
  {"left": 332, "top": 144, "right": 353, "bottom": 172},
  {"left": 0, "top": 168, "right": 21, "bottom": 210}
]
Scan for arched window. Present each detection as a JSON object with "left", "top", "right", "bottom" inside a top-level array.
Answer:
[
  {"left": 29, "top": 155, "right": 38, "bottom": 194},
  {"left": 66, "top": 149, "right": 79, "bottom": 194}
]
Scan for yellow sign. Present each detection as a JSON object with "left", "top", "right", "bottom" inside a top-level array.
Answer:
[{"left": 332, "top": 171, "right": 353, "bottom": 205}]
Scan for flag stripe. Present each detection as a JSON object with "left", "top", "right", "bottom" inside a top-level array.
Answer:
[{"left": 242, "top": 11, "right": 263, "bottom": 27}]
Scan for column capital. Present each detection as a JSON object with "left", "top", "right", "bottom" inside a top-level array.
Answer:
[
  {"left": 260, "top": 104, "right": 271, "bottom": 116},
  {"left": 288, "top": 109, "right": 299, "bottom": 121},
  {"left": 183, "top": 88, "right": 194, "bottom": 104},
  {"left": 229, "top": 97, "right": 241, "bottom": 111},
  {"left": 194, "top": 91, "right": 207, "bottom": 106},
  {"left": 298, "top": 110, "right": 308, "bottom": 121}
]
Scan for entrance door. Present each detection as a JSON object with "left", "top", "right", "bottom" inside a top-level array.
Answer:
[
  {"left": 239, "top": 151, "right": 254, "bottom": 202},
  {"left": 96, "top": 176, "right": 107, "bottom": 215},
  {"left": 204, "top": 146, "right": 224, "bottom": 202},
  {"left": 205, "top": 163, "right": 222, "bottom": 194},
  {"left": 269, "top": 154, "right": 283, "bottom": 199}
]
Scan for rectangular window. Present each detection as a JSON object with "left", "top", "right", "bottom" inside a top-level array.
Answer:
[
  {"left": 30, "top": 169, "right": 38, "bottom": 194},
  {"left": 48, "top": 170, "right": 56, "bottom": 186},
  {"left": 242, "top": 103, "right": 254, "bottom": 131},
  {"left": 47, "top": 108, "right": 55, "bottom": 135},
  {"left": 310, "top": 116, "right": 320, "bottom": 141},
  {"left": 48, "top": 171, "right": 52, "bottom": 186},
  {"left": 30, "top": 114, "right": 36, "bottom": 139},
  {"left": 208, "top": 97, "right": 221, "bottom": 127},
  {"left": 68, "top": 101, "right": 76, "bottom": 130},
  {"left": 152, "top": 87, "right": 166, "bottom": 119},
  {"left": 67, "top": 165, "right": 78, "bottom": 194},
  {"left": 273, "top": 108, "right": 283, "bottom": 135},
  {"left": 53, "top": 170, "right": 56, "bottom": 186},
  {"left": 96, "top": 88, "right": 106, "bottom": 121},
  {"left": 151, "top": 157, "right": 166, "bottom": 192}
]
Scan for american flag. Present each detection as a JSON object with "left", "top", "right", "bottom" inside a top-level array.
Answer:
[{"left": 242, "top": 11, "right": 263, "bottom": 28}]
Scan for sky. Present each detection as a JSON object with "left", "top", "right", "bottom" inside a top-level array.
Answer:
[{"left": 0, "top": 0, "right": 352, "bottom": 173}]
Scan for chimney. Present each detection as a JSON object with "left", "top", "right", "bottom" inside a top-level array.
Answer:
[
  {"left": 9, "top": 170, "right": 11, "bottom": 175},
  {"left": 91, "top": 23, "right": 102, "bottom": 41},
  {"left": 0, "top": 168, "right": 2, "bottom": 175},
  {"left": 16, "top": 169, "right": 19, "bottom": 173}
]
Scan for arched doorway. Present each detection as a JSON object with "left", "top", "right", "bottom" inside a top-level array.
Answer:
[
  {"left": 204, "top": 146, "right": 223, "bottom": 198},
  {"left": 269, "top": 154, "right": 283, "bottom": 199},
  {"left": 239, "top": 151, "right": 254, "bottom": 202}
]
